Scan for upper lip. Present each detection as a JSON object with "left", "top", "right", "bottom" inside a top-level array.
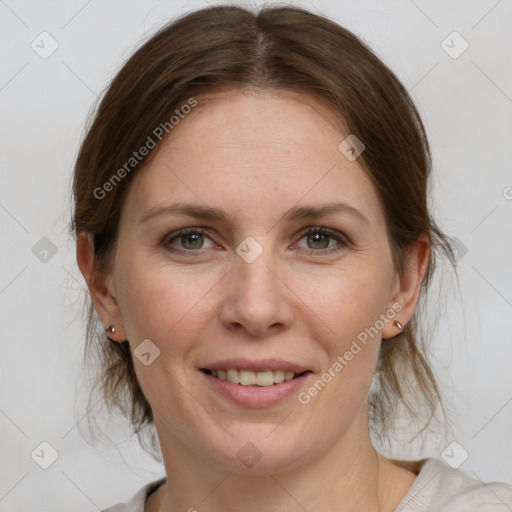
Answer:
[{"left": 200, "top": 358, "right": 311, "bottom": 373}]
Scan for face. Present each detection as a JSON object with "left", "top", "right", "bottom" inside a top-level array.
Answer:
[{"left": 103, "top": 89, "right": 404, "bottom": 473}]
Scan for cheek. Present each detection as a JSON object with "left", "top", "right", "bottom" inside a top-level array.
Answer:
[
  {"left": 114, "top": 256, "right": 222, "bottom": 348},
  {"left": 296, "top": 275, "right": 385, "bottom": 415},
  {"left": 294, "top": 262, "right": 391, "bottom": 348},
  {"left": 113, "top": 259, "right": 220, "bottom": 415}
]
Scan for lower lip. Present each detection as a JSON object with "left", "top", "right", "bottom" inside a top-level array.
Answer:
[{"left": 200, "top": 370, "right": 312, "bottom": 408}]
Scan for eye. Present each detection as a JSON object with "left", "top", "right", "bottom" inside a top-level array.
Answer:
[
  {"left": 295, "top": 226, "right": 348, "bottom": 254},
  {"left": 162, "top": 226, "right": 349, "bottom": 256},
  {"left": 163, "top": 228, "right": 216, "bottom": 253}
]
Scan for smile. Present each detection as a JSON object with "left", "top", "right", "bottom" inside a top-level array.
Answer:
[
  {"left": 199, "top": 362, "right": 313, "bottom": 407},
  {"left": 201, "top": 368, "right": 309, "bottom": 386}
]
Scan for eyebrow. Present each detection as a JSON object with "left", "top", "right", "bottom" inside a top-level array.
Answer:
[{"left": 139, "top": 201, "right": 369, "bottom": 227}]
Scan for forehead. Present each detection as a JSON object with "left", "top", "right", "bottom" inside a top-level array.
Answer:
[
  {"left": 123, "top": 89, "right": 384, "bottom": 228},
  {"left": 165, "top": 88, "right": 349, "bottom": 160}
]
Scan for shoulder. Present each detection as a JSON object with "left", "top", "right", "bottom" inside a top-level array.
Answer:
[
  {"left": 101, "top": 477, "right": 166, "bottom": 512},
  {"left": 98, "top": 462, "right": 512, "bottom": 512},
  {"left": 395, "top": 458, "right": 512, "bottom": 511}
]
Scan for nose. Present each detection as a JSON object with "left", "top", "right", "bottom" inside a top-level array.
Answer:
[{"left": 218, "top": 248, "right": 294, "bottom": 338}]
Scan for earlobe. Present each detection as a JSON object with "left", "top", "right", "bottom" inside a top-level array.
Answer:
[
  {"left": 381, "top": 303, "right": 406, "bottom": 340},
  {"left": 76, "top": 232, "right": 127, "bottom": 342}
]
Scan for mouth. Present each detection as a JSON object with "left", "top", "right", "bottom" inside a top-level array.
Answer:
[
  {"left": 198, "top": 360, "right": 314, "bottom": 408},
  {"left": 200, "top": 368, "right": 311, "bottom": 386}
]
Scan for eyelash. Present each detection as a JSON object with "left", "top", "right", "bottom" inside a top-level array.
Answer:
[{"left": 162, "top": 226, "right": 349, "bottom": 256}]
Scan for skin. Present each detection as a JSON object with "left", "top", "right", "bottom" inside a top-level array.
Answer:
[{"left": 77, "top": 89, "right": 430, "bottom": 511}]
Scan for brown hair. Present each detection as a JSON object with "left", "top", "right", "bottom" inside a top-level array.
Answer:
[{"left": 71, "top": 4, "right": 456, "bottom": 458}]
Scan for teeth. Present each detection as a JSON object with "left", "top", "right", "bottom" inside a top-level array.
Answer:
[
  {"left": 212, "top": 369, "right": 301, "bottom": 386},
  {"left": 273, "top": 370, "right": 285, "bottom": 383},
  {"left": 226, "top": 368, "right": 240, "bottom": 384},
  {"left": 239, "top": 369, "right": 256, "bottom": 385},
  {"left": 255, "top": 371, "right": 274, "bottom": 386}
]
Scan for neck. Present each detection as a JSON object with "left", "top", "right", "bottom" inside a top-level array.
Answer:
[{"left": 148, "top": 415, "right": 393, "bottom": 512}]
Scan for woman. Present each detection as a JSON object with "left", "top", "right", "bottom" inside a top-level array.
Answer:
[{"left": 72, "top": 5, "right": 512, "bottom": 511}]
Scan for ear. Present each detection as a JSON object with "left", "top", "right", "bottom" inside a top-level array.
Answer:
[
  {"left": 382, "top": 233, "right": 431, "bottom": 339},
  {"left": 76, "top": 232, "right": 128, "bottom": 342}
]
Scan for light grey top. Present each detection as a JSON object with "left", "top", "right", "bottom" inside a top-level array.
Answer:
[{"left": 102, "top": 458, "right": 512, "bottom": 512}]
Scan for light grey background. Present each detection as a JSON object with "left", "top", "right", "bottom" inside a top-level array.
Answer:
[{"left": 1, "top": 0, "right": 511, "bottom": 510}]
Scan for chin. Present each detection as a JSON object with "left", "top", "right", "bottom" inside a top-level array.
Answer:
[{"left": 200, "top": 424, "right": 313, "bottom": 475}]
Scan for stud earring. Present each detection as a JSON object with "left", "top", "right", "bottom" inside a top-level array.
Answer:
[
  {"left": 394, "top": 320, "right": 403, "bottom": 331},
  {"left": 105, "top": 325, "right": 116, "bottom": 334}
]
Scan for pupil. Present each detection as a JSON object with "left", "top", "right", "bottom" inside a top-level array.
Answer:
[
  {"left": 310, "top": 233, "right": 328, "bottom": 249},
  {"left": 183, "top": 233, "right": 203, "bottom": 249}
]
